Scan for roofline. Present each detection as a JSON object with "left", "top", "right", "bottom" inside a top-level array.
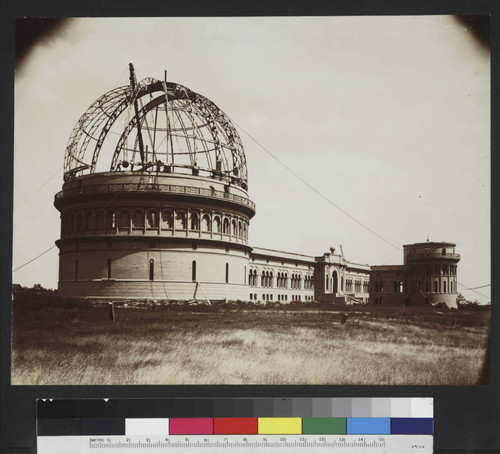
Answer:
[
  {"left": 251, "top": 246, "right": 315, "bottom": 260},
  {"left": 403, "top": 241, "right": 456, "bottom": 247}
]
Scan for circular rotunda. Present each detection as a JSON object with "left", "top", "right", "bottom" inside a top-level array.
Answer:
[{"left": 54, "top": 64, "right": 256, "bottom": 300}]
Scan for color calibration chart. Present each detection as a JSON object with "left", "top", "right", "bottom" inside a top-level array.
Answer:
[{"left": 37, "top": 398, "right": 433, "bottom": 453}]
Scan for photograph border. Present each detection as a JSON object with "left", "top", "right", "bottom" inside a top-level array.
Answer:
[{"left": 1, "top": 0, "right": 498, "bottom": 451}]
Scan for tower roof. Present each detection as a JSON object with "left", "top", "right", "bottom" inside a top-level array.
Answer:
[{"left": 63, "top": 64, "right": 248, "bottom": 189}]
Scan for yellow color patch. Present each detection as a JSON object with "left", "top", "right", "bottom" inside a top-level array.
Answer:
[{"left": 258, "top": 418, "right": 302, "bottom": 434}]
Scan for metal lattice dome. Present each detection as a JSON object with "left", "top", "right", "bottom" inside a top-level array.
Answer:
[{"left": 64, "top": 64, "right": 248, "bottom": 188}]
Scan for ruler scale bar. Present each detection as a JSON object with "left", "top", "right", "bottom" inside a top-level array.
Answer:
[{"left": 38, "top": 434, "right": 433, "bottom": 453}]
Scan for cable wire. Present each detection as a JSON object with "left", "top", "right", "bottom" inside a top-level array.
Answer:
[
  {"left": 232, "top": 117, "right": 402, "bottom": 252},
  {"left": 12, "top": 245, "right": 57, "bottom": 272}
]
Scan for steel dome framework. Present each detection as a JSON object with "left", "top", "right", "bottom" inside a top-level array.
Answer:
[{"left": 64, "top": 64, "right": 248, "bottom": 187}]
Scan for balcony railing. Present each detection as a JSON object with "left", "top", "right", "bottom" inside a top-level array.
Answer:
[
  {"left": 55, "top": 183, "right": 256, "bottom": 211},
  {"left": 407, "top": 252, "right": 460, "bottom": 260}
]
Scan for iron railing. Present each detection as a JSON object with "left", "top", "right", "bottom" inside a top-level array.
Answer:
[
  {"left": 407, "top": 252, "right": 460, "bottom": 260},
  {"left": 55, "top": 183, "right": 256, "bottom": 211}
]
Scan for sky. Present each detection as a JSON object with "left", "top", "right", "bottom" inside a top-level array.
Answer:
[{"left": 13, "top": 16, "right": 490, "bottom": 302}]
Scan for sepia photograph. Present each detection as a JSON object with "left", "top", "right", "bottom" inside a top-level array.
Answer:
[{"left": 11, "top": 16, "right": 490, "bottom": 385}]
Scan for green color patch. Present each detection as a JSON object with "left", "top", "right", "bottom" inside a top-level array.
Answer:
[{"left": 302, "top": 417, "right": 346, "bottom": 434}]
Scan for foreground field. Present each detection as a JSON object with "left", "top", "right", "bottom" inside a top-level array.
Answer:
[{"left": 11, "top": 297, "right": 490, "bottom": 385}]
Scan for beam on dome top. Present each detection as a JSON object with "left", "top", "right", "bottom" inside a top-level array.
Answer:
[{"left": 129, "top": 63, "right": 146, "bottom": 167}]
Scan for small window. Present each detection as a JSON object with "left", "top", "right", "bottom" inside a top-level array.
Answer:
[
  {"left": 225, "top": 263, "right": 229, "bottom": 284},
  {"left": 192, "top": 260, "right": 197, "bottom": 282},
  {"left": 149, "top": 259, "right": 154, "bottom": 281},
  {"left": 190, "top": 213, "right": 199, "bottom": 230},
  {"left": 201, "top": 214, "right": 211, "bottom": 232},
  {"left": 84, "top": 211, "right": 92, "bottom": 231},
  {"left": 213, "top": 216, "right": 221, "bottom": 233},
  {"left": 119, "top": 210, "right": 130, "bottom": 229},
  {"left": 106, "top": 211, "right": 116, "bottom": 229},
  {"left": 147, "top": 210, "right": 159, "bottom": 228},
  {"left": 133, "top": 210, "right": 144, "bottom": 228},
  {"left": 107, "top": 259, "right": 112, "bottom": 279}
]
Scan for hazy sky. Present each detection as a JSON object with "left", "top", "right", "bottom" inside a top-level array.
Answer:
[{"left": 13, "top": 16, "right": 490, "bottom": 302}]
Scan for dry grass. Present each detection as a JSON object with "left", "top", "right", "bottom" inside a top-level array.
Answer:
[{"left": 11, "top": 297, "right": 490, "bottom": 385}]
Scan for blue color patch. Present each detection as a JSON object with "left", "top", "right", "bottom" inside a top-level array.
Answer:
[
  {"left": 346, "top": 418, "right": 391, "bottom": 434},
  {"left": 391, "top": 418, "right": 433, "bottom": 434}
]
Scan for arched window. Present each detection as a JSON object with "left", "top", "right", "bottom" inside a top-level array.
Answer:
[
  {"left": 213, "top": 216, "right": 221, "bottom": 233},
  {"left": 223, "top": 218, "right": 230, "bottom": 234},
  {"left": 192, "top": 260, "right": 197, "bottom": 282},
  {"left": 175, "top": 211, "right": 186, "bottom": 230},
  {"left": 149, "top": 259, "right": 155, "bottom": 281},
  {"left": 62, "top": 213, "right": 69, "bottom": 234},
  {"left": 106, "top": 211, "right": 116, "bottom": 229},
  {"left": 119, "top": 210, "right": 130, "bottom": 229},
  {"left": 261, "top": 271, "right": 266, "bottom": 287},
  {"left": 133, "top": 210, "right": 144, "bottom": 228},
  {"left": 269, "top": 271, "right": 274, "bottom": 288},
  {"left": 75, "top": 213, "right": 83, "bottom": 232},
  {"left": 95, "top": 211, "right": 104, "bottom": 230},
  {"left": 201, "top": 214, "right": 211, "bottom": 232},
  {"left": 232, "top": 219, "right": 237, "bottom": 236},
  {"left": 238, "top": 221, "right": 242, "bottom": 237},
  {"left": 249, "top": 269, "right": 253, "bottom": 287},
  {"left": 147, "top": 210, "right": 158, "bottom": 228},
  {"left": 68, "top": 213, "right": 75, "bottom": 233},
  {"left": 84, "top": 211, "right": 92, "bottom": 231},
  {"left": 162, "top": 210, "right": 172, "bottom": 229},
  {"left": 190, "top": 212, "right": 199, "bottom": 230}
]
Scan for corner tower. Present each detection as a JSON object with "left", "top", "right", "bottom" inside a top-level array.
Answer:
[
  {"left": 54, "top": 64, "right": 255, "bottom": 300},
  {"left": 403, "top": 241, "right": 460, "bottom": 308}
]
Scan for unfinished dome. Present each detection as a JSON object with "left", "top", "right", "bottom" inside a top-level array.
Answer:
[{"left": 64, "top": 64, "right": 248, "bottom": 189}]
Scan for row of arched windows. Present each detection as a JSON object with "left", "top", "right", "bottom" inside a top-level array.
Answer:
[
  {"left": 247, "top": 270, "right": 314, "bottom": 290},
  {"left": 290, "top": 273, "right": 302, "bottom": 289},
  {"left": 419, "top": 279, "right": 454, "bottom": 294},
  {"left": 61, "top": 208, "right": 249, "bottom": 239},
  {"left": 248, "top": 269, "right": 259, "bottom": 287},
  {"left": 412, "top": 264, "right": 457, "bottom": 276},
  {"left": 261, "top": 270, "right": 274, "bottom": 288},
  {"left": 276, "top": 272, "right": 288, "bottom": 289},
  {"left": 304, "top": 275, "right": 314, "bottom": 290}
]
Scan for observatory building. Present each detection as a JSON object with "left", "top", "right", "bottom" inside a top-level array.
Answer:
[{"left": 54, "top": 65, "right": 460, "bottom": 308}]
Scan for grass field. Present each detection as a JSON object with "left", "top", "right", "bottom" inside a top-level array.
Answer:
[{"left": 11, "top": 293, "right": 490, "bottom": 385}]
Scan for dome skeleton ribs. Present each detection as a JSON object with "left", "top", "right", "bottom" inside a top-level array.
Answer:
[{"left": 64, "top": 64, "right": 248, "bottom": 187}]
